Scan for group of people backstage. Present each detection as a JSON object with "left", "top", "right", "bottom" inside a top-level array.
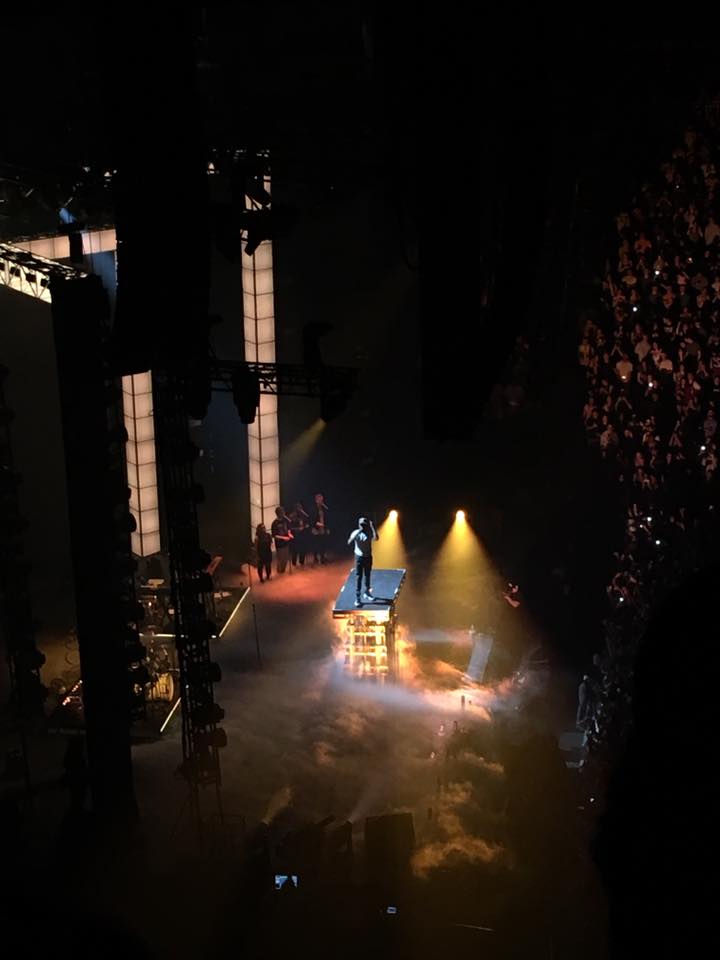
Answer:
[{"left": 253, "top": 493, "right": 330, "bottom": 582}]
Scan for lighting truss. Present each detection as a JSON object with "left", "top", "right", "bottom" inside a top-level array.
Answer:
[
  {"left": 0, "top": 241, "right": 79, "bottom": 302},
  {"left": 213, "top": 360, "right": 357, "bottom": 398},
  {"left": 152, "top": 369, "right": 225, "bottom": 803}
]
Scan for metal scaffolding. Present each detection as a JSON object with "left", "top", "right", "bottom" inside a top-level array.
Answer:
[{"left": 152, "top": 369, "right": 225, "bottom": 816}]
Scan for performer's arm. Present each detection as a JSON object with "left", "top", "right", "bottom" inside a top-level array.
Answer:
[
  {"left": 370, "top": 521, "right": 378, "bottom": 541},
  {"left": 347, "top": 530, "right": 358, "bottom": 546}
]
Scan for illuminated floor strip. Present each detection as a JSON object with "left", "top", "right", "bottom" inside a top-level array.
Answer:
[
  {"left": 218, "top": 587, "right": 250, "bottom": 638},
  {"left": 140, "top": 587, "right": 250, "bottom": 643},
  {"left": 152, "top": 589, "right": 250, "bottom": 735},
  {"left": 159, "top": 696, "right": 181, "bottom": 733}
]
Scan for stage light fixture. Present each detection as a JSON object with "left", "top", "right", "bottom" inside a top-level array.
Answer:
[
  {"left": 302, "top": 322, "right": 334, "bottom": 371},
  {"left": 242, "top": 209, "right": 273, "bottom": 257},
  {"left": 320, "top": 385, "right": 350, "bottom": 423},
  {"left": 231, "top": 363, "right": 260, "bottom": 424},
  {"left": 183, "top": 366, "right": 212, "bottom": 421},
  {"left": 245, "top": 177, "right": 272, "bottom": 207},
  {"left": 319, "top": 367, "right": 357, "bottom": 424},
  {"left": 455, "top": 509, "right": 465, "bottom": 522},
  {"left": 389, "top": 509, "right": 398, "bottom": 521}
]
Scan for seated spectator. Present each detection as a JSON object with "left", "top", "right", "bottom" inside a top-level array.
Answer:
[
  {"left": 634, "top": 232, "right": 653, "bottom": 255},
  {"left": 583, "top": 394, "right": 596, "bottom": 423},
  {"left": 579, "top": 337, "right": 591, "bottom": 367},
  {"left": 661, "top": 288, "right": 676, "bottom": 310},
  {"left": 657, "top": 351, "right": 674, "bottom": 374},
  {"left": 615, "top": 354, "right": 634, "bottom": 383},
  {"left": 705, "top": 215, "right": 720, "bottom": 246},
  {"left": 600, "top": 421, "right": 619, "bottom": 454},
  {"left": 615, "top": 391, "right": 632, "bottom": 419},
  {"left": 701, "top": 444, "right": 717, "bottom": 481},
  {"left": 586, "top": 409, "right": 601, "bottom": 444},
  {"left": 704, "top": 404, "right": 718, "bottom": 438},
  {"left": 691, "top": 270, "right": 709, "bottom": 292},
  {"left": 634, "top": 333, "right": 651, "bottom": 362},
  {"left": 505, "top": 382, "right": 525, "bottom": 410},
  {"left": 579, "top": 109, "right": 720, "bottom": 771}
]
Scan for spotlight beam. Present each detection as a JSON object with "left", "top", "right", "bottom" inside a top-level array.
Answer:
[{"left": 373, "top": 507, "right": 407, "bottom": 569}]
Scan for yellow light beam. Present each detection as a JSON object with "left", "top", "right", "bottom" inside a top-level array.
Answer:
[
  {"left": 433, "top": 510, "right": 485, "bottom": 572},
  {"left": 373, "top": 508, "right": 408, "bottom": 569},
  {"left": 426, "top": 510, "right": 500, "bottom": 626},
  {"left": 282, "top": 418, "right": 326, "bottom": 480}
]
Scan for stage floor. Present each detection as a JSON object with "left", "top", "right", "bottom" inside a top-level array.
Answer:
[{"left": 332, "top": 567, "right": 406, "bottom": 616}]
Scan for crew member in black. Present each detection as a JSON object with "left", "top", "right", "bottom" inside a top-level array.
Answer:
[{"left": 254, "top": 523, "right": 273, "bottom": 582}]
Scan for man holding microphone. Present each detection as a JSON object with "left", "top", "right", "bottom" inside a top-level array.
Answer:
[{"left": 348, "top": 516, "right": 378, "bottom": 607}]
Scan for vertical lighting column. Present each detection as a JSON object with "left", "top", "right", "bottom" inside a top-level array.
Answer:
[
  {"left": 6, "top": 234, "right": 161, "bottom": 559},
  {"left": 242, "top": 172, "right": 280, "bottom": 532},
  {"left": 122, "top": 371, "right": 161, "bottom": 556},
  {"left": 113, "top": 245, "right": 160, "bottom": 558}
]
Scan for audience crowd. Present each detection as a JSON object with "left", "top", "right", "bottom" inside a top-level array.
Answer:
[
  {"left": 488, "top": 336, "right": 532, "bottom": 419},
  {"left": 578, "top": 112, "right": 720, "bottom": 754}
]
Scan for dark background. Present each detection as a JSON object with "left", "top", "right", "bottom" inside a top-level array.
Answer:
[
  {"left": 2, "top": 10, "right": 720, "bottom": 956},
  {"left": 2, "top": 8, "right": 719, "bottom": 665}
]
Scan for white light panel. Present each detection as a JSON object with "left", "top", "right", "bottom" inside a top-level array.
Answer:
[
  {"left": 123, "top": 371, "right": 161, "bottom": 556},
  {"left": 242, "top": 171, "right": 280, "bottom": 533}
]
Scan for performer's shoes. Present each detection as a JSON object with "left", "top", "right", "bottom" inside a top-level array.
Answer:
[
  {"left": 354, "top": 598, "right": 362, "bottom": 607},
  {"left": 362, "top": 592, "right": 374, "bottom": 601}
]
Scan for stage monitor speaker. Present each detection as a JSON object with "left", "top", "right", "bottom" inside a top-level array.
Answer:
[
  {"left": 364, "top": 813, "right": 415, "bottom": 875},
  {"left": 465, "top": 631, "right": 494, "bottom": 683}
]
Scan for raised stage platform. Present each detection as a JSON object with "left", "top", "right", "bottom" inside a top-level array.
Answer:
[
  {"left": 333, "top": 568, "right": 406, "bottom": 620},
  {"left": 333, "top": 568, "right": 406, "bottom": 681}
]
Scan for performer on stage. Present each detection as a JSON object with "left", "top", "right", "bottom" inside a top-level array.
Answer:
[
  {"left": 254, "top": 522, "right": 273, "bottom": 582},
  {"left": 271, "top": 506, "right": 294, "bottom": 574},
  {"left": 311, "top": 493, "right": 330, "bottom": 564},
  {"left": 348, "top": 517, "right": 378, "bottom": 606},
  {"left": 289, "top": 501, "right": 310, "bottom": 566}
]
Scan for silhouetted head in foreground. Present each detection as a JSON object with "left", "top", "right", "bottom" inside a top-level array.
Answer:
[{"left": 594, "top": 565, "right": 720, "bottom": 957}]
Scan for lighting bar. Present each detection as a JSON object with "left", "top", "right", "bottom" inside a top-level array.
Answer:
[
  {"left": 159, "top": 696, "right": 182, "bottom": 734},
  {"left": 0, "top": 242, "right": 79, "bottom": 302},
  {"left": 218, "top": 587, "right": 250, "bottom": 638},
  {"left": 13, "top": 228, "right": 117, "bottom": 260}
]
